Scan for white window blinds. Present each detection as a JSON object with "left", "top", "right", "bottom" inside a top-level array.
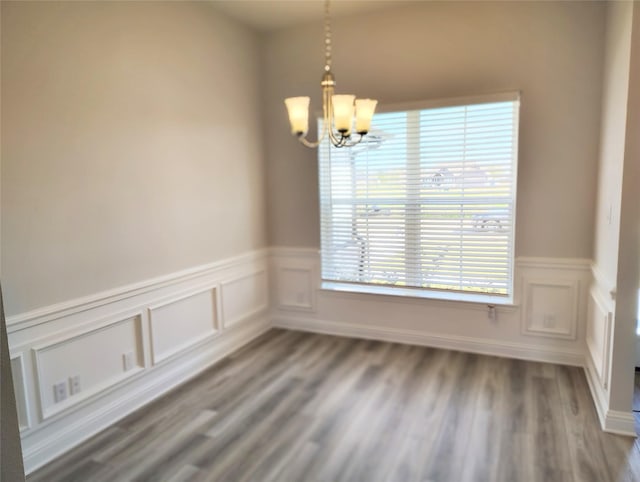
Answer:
[{"left": 319, "top": 94, "right": 520, "bottom": 299}]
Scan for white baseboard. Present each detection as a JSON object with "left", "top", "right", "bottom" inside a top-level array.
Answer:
[
  {"left": 10, "top": 247, "right": 634, "bottom": 476},
  {"left": 269, "top": 247, "right": 640, "bottom": 438},
  {"left": 22, "top": 315, "right": 270, "bottom": 474},
  {"left": 272, "top": 315, "right": 584, "bottom": 366},
  {"left": 584, "top": 349, "right": 608, "bottom": 429},
  {"left": 584, "top": 340, "right": 636, "bottom": 437},
  {"left": 7, "top": 249, "right": 271, "bottom": 475},
  {"left": 604, "top": 410, "right": 636, "bottom": 436},
  {"left": 277, "top": 315, "right": 637, "bottom": 436}
]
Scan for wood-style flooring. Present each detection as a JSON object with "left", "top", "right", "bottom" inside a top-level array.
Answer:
[{"left": 29, "top": 329, "right": 640, "bottom": 482}]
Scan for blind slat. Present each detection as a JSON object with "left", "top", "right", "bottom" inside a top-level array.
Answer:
[{"left": 319, "top": 98, "right": 519, "bottom": 296}]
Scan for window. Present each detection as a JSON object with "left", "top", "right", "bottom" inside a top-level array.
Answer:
[{"left": 319, "top": 93, "right": 520, "bottom": 303}]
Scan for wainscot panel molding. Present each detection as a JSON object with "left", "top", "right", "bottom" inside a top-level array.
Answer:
[
  {"left": 521, "top": 278, "right": 579, "bottom": 340},
  {"left": 584, "top": 342, "right": 610, "bottom": 429},
  {"left": 591, "top": 262, "right": 617, "bottom": 302},
  {"left": 586, "top": 286, "right": 613, "bottom": 390},
  {"left": 270, "top": 248, "right": 591, "bottom": 367},
  {"left": 220, "top": 269, "right": 269, "bottom": 328},
  {"left": 582, "top": 263, "right": 632, "bottom": 435},
  {"left": 270, "top": 247, "right": 318, "bottom": 312},
  {"left": 9, "top": 246, "right": 632, "bottom": 474},
  {"left": 10, "top": 352, "right": 31, "bottom": 432},
  {"left": 7, "top": 250, "right": 270, "bottom": 475},
  {"left": 32, "top": 312, "right": 145, "bottom": 420},
  {"left": 148, "top": 287, "right": 219, "bottom": 365},
  {"left": 585, "top": 344, "right": 636, "bottom": 436}
]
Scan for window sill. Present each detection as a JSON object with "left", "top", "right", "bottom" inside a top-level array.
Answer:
[{"left": 321, "top": 281, "right": 515, "bottom": 307}]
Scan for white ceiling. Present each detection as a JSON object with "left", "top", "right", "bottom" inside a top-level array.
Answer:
[{"left": 211, "top": 0, "right": 403, "bottom": 32}]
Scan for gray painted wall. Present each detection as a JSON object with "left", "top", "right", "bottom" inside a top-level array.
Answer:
[
  {"left": 263, "top": 1, "right": 605, "bottom": 259},
  {"left": 1, "top": 1, "right": 268, "bottom": 316}
]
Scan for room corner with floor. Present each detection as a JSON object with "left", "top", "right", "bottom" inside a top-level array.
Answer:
[
  {"left": 1, "top": 1, "right": 640, "bottom": 481},
  {"left": 24, "top": 330, "right": 639, "bottom": 481}
]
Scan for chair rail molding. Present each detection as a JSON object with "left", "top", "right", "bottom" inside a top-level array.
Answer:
[
  {"left": 270, "top": 247, "right": 591, "bottom": 366},
  {"left": 7, "top": 249, "right": 270, "bottom": 474},
  {"left": 6, "top": 249, "right": 269, "bottom": 333},
  {"left": 9, "top": 246, "right": 635, "bottom": 475}
]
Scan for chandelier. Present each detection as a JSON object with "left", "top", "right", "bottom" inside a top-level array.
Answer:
[{"left": 284, "top": 0, "right": 378, "bottom": 148}]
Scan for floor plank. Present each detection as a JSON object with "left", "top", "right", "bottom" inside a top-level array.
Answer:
[{"left": 28, "top": 329, "right": 639, "bottom": 482}]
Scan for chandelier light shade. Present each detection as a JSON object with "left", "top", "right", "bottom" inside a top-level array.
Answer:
[
  {"left": 284, "top": 97, "right": 310, "bottom": 136},
  {"left": 331, "top": 95, "right": 355, "bottom": 134},
  {"left": 355, "top": 99, "right": 378, "bottom": 134},
  {"left": 284, "top": 0, "right": 377, "bottom": 148}
]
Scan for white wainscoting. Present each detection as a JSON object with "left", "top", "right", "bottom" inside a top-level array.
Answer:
[
  {"left": 586, "top": 286, "right": 613, "bottom": 390},
  {"left": 32, "top": 312, "right": 145, "bottom": 420},
  {"left": 521, "top": 279, "right": 579, "bottom": 340},
  {"left": 272, "top": 252, "right": 317, "bottom": 312},
  {"left": 7, "top": 249, "right": 270, "bottom": 475},
  {"left": 7, "top": 246, "right": 633, "bottom": 474},
  {"left": 10, "top": 353, "right": 31, "bottom": 432},
  {"left": 221, "top": 270, "right": 269, "bottom": 328},
  {"left": 270, "top": 248, "right": 591, "bottom": 366},
  {"left": 582, "top": 262, "right": 635, "bottom": 436},
  {"left": 148, "top": 287, "right": 218, "bottom": 365}
]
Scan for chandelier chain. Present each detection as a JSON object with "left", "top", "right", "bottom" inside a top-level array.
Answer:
[
  {"left": 324, "top": 0, "right": 332, "bottom": 72},
  {"left": 283, "top": 0, "right": 376, "bottom": 148}
]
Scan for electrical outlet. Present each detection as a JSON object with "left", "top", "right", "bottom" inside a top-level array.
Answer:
[
  {"left": 487, "top": 304, "right": 497, "bottom": 322},
  {"left": 53, "top": 381, "right": 68, "bottom": 403},
  {"left": 69, "top": 375, "right": 81, "bottom": 395},
  {"left": 123, "top": 352, "right": 135, "bottom": 371}
]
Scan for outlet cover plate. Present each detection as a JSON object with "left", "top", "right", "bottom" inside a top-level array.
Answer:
[
  {"left": 53, "top": 381, "right": 68, "bottom": 403},
  {"left": 69, "top": 375, "right": 81, "bottom": 395}
]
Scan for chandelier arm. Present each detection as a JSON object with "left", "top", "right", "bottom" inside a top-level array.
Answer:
[
  {"left": 302, "top": 97, "right": 330, "bottom": 147},
  {"left": 340, "top": 134, "right": 365, "bottom": 148},
  {"left": 295, "top": 73, "right": 333, "bottom": 148},
  {"left": 328, "top": 130, "right": 344, "bottom": 146},
  {"left": 297, "top": 136, "right": 322, "bottom": 149},
  {"left": 296, "top": 116, "right": 328, "bottom": 148}
]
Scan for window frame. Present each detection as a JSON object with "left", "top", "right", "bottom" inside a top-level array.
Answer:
[{"left": 318, "top": 92, "right": 521, "bottom": 305}]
